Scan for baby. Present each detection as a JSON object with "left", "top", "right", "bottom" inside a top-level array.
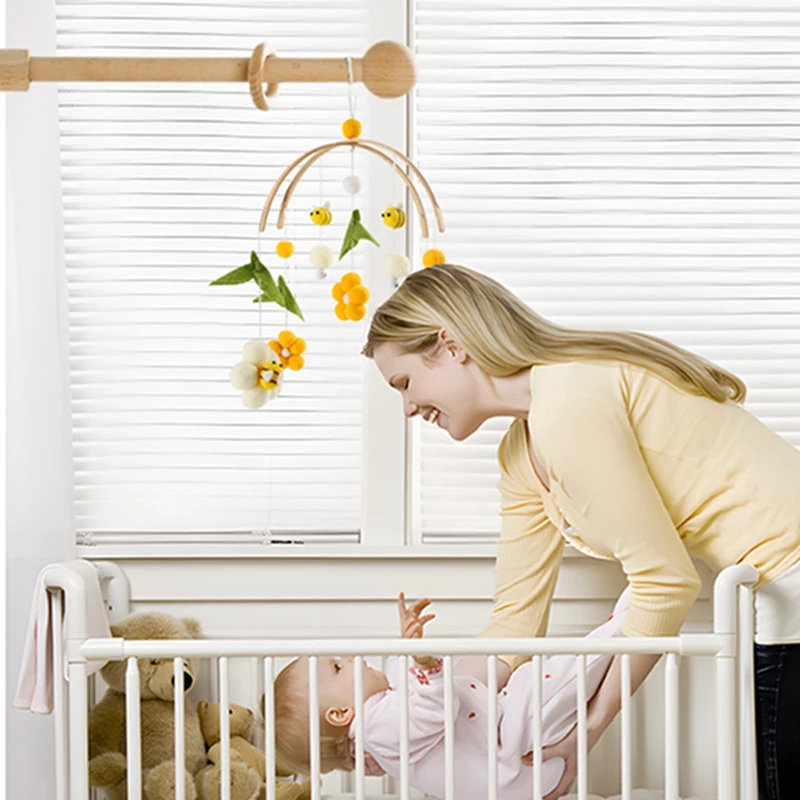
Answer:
[{"left": 272, "top": 590, "right": 629, "bottom": 799}]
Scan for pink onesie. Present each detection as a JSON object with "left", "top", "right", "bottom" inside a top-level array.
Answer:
[{"left": 348, "top": 589, "right": 630, "bottom": 799}]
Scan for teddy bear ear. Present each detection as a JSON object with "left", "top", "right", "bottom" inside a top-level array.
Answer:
[
  {"left": 182, "top": 618, "right": 202, "bottom": 639},
  {"left": 109, "top": 623, "right": 124, "bottom": 638},
  {"left": 197, "top": 700, "right": 209, "bottom": 715}
]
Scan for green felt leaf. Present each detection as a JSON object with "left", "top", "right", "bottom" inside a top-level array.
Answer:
[
  {"left": 209, "top": 264, "right": 254, "bottom": 286},
  {"left": 339, "top": 209, "right": 381, "bottom": 260},
  {"left": 277, "top": 275, "right": 305, "bottom": 321}
]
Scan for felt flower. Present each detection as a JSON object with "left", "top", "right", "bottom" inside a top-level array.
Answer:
[
  {"left": 229, "top": 340, "right": 286, "bottom": 409},
  {"left": 269, "top": 330, "right": 306, "bottom": 371},
  {"left": 332, "top": 272, "right": 370, "bottom": 321}
]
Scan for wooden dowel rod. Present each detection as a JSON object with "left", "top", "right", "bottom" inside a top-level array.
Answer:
[
  {"left": 0, "top": 40, "right": 415, "bottom": 99},
  {"left": 27, "top": 56, "right": 363, "bottom": 84}
]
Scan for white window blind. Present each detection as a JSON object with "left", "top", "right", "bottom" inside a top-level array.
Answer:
[
  {"left": 57, "top": 1, "right": 372, "bottom": 541},
  {"left": 413, "top": 1, "right": 800, "bottom": 543}
]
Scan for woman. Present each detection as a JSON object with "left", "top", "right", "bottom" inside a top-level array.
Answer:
[{"left": 362, "top": 263, "right": 800, "bottom": 800}]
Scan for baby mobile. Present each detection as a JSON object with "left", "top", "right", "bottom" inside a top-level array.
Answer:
[{"left": 211, "top": 56, "right": 446, "bottom": 408}]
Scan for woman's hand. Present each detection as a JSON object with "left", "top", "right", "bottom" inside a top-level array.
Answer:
[
  {"left": 398, "top": 592, "right": 437, "bottom": 668},
  {"left": 521, "top": 724, "right": 590, "bottom": 800}
]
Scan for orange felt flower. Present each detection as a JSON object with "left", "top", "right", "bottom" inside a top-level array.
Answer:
[
  {"left": 332, "top": 272, "right": 370, "bottom": 322},
  {"left": 268, "top": 329, "right": 306, "bottom": 371}
]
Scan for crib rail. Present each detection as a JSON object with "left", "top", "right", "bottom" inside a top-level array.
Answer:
[{"left": 54, "top": 563, "right": 758, "bottom": 800}]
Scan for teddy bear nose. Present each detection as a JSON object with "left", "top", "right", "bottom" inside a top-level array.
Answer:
[{"left": 171, "top": 671, "right": 194, "bottom": 691}]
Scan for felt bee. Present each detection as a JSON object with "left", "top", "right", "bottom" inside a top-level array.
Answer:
[
  {"left": 258, "top": 360, "right": 285, "bottom": 391},
  {"left": 310, "top": 201, "right": 332, "bottom": 226},
  {"left": 381, "top": 206, "right": 406, "bottom": 229}
]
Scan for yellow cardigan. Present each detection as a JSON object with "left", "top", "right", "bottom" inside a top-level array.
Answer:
[{"left": 479, "top": 359, "right": 800, "bottom": 670}]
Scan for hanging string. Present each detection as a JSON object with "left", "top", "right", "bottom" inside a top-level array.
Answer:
[
  {"left": 346, "top": 56, "right": 356, "bottom": 120},
  {"left": 256, "top": 229, "right": 264, "bottom": 340}
]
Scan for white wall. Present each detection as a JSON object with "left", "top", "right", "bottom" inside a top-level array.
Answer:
[{"left": 5, "top": 0, "right": 75, "bottom": 795}]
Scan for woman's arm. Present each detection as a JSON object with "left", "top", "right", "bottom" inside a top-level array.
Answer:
[
  {"left": 463, "top": 421, "right": 565, "bottom": 683},
  {"left": 533, "top": 652, "right": 660, "bottom": 800}
]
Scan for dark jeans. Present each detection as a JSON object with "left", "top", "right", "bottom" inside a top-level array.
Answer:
[{"left": 755, "top": 642, "right": 800, "bottom": 800}]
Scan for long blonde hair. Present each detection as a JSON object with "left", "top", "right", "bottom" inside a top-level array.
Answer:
[
  {"left": 272, "top": 659, "right": 354, "bottom": 777},
  {"left": 363, "top": 263, "right": 746, "bottom": 404}
]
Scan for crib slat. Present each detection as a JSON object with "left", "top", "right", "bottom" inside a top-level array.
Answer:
[
  {"left": 219, "top": 657, "right": 231, "bottom": 800},
  {"left": 621, "top": 654, "right": 632, "bottom": 800},
  {"left": 174, "top": 658, "right": 186, "bottom": 800},
  {"left": 308, "top": 657, "right": 321, "bottom": 800},
  {"left": 399, "top": 655, "right": 410, "bottom": 800},
  {"left": 577, "top": 654, "right": 588, "bottom": 800},
  {"left": 354, "top": 656, "right": 366, "bottom": 800},
  {"left": 444, "top": 656, "right": 455, "bottom": 800},
  {"left": 264, "top": 658, "right": 276, "bottom": 800},
  {"left": 531, "top": 654, "right": 543, "bottom": 800},
  {"left": 665, "top": 653, "right": 680, "bottom": 800},
  {"left": 52, "top": 591, "right": 68, "bottom": 800},
  {"left": 125, "top": 658, "right": 142, "bottom": 800},
  {"left": 487, "top": 656, "right": 498, "bottom": 800},
  {"left": 739, "top": 585, "right": 758, "bottom": 800}
]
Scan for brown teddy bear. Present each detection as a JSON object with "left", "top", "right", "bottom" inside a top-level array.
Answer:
[
  {"left": 196, "top": 701, "right": 311, "bottom": 800},
  {"left": 88, "top": 612, "right": 208, "bottom": 800}
]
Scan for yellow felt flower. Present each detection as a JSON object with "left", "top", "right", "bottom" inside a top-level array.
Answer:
[
  {"left": 269, "top": 330, "right": 307, "bottom": 371},
  {"left": 332, "top": 272, "right": 370, "bottom": 322}
]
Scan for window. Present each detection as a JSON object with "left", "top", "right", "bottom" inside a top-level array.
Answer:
[
  {"left": 412, "top": 1, "right": 800, "bottom": 543},
  {"left": 60, "top": 1, "right": 800, "bottom": 548}
]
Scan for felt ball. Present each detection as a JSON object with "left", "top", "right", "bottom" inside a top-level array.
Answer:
[
  {"left": 332, "top": 283, "right": 346, "bottom": 302},
  {"left": 309, "top": 244, "right": 334, "bottom": 270},
  {"left": 242, "top": 387, "right": 269, "bottom": 409},
  {"left": 268, "top": 340, "right": 282, "bottom": 356},
  {"left": 383, "top": 253, "right": 411, "bottom": 278},
  {"left": 348, "top": 284, "right": 370, "bottom": 305},
  {"left": 334, "top": 302, "right": 348, "bottom": 321},
  {"left": 343, "top": 175, "right": 362, "bottom": 195},
  {"left": 346, "top": 303, "right": 367, "bottom": 322},
  {"left": 242, "top": 340, "right": 272, "bottom": 365},
  {"left": 292, "top": 338, "right": 307, "bottom": 355},
  {"left": 342, "top": 118, "right": 362, "bottom": 140},
  {"left": 276, "top": 240, "right": 294, "bottom": 259},
  {"left": 287, "top": 355, "right": 305, "bottom": 371},
  {"left": 340, "top": 271, "right": 362, "bottom": 291},
  {"left": 422, "top": 248, "right": 446, "bottom": 268},
  {"left": 230, "top": 361, "right": 258, "bottom": 391}
]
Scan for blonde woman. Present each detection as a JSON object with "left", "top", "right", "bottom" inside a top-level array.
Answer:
[{"left": 363, "top": 263, "right": 800, "bottom": 800}]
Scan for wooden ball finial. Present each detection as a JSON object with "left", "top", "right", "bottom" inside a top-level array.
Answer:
[{"left": 361, "top": 41, "right": 416, "bottom": 99}]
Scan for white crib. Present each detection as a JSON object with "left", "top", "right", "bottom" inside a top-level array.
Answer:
[{"left": 40, "top": 560, "right": 759, "bottom": 800}]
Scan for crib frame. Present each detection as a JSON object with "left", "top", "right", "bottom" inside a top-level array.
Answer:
[{"left": 43, "top": 561, "right": 759, "bottom": 800}]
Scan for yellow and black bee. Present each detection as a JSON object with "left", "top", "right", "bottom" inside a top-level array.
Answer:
[
  {"left": 381, "top": 206, "right": 406, "bottom": 229},
  {"left": 258, "top": 360, "right": 285, "bottom": 391},
  {"left": 310, "top": 201, "right": 332, "bottom": 226}
]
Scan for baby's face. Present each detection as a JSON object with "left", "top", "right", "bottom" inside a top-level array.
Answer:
[{"left": 301, "top": 656, "right": 390, "bottom": 712}]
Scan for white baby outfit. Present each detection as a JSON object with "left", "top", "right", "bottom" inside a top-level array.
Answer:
[{"left": 349, "top": 588, "right": 631, "bottom": 799}]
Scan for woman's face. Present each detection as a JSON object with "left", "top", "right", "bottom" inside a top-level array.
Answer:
[{"left": 373, "top": 338, "right": 487, "bottom": 441}]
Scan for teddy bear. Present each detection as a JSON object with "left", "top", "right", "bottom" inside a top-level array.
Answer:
[
  {"left": 88, "top": 612, "right": 209, "bottom": 800},
  {"left": 195, "top": 701, "right": 311, "bottom": 800}
]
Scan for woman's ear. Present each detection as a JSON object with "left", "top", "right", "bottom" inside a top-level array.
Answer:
[
  {"left": 325, "top": 706, "right": 356, "bottom": 728},
  {"left": 438, "top": 329, "right": 468, "bottom": 363}
]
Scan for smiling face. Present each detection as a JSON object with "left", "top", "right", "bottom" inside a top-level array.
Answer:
[{"left": 373, "top": 337, "right": 488, "bottom": 442}]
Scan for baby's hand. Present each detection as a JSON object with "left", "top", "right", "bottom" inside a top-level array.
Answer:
[
  {"left": 398, "top": 592, "right": 435, "bottom": 639},
  {"left": 398, "top": 592, "right": 438, "bottom": 669}
]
